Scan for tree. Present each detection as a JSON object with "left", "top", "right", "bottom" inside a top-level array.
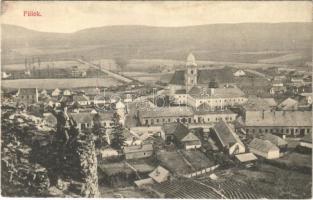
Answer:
[
  {"left": 114, "top": 57, "right": 129, "bottom": 73},
  {"left": 92, "top": 113, "right": 107, "bottom": 148},
  {"left": 110, "top": 113, "right": 125, "bottom": 150}
]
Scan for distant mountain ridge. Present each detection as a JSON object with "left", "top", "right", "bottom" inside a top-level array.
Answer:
[{"left": 2, "top": 23, "right": 311, "bottom": 63}]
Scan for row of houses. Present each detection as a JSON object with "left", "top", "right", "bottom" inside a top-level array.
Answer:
[{"left": 138, "top": 105, "right": 237, "bottom": 126}]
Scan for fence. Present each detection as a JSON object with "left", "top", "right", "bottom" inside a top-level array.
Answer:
[{"left": 183, "top": 164, "right": 219, "bottom": 178}]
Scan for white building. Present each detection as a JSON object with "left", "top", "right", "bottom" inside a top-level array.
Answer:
[
  {"left": 233, "top": 70, "right": 246, "bottom": 77},
  {"left": 248, "top": 138, "right": 280, "bottom": 159},
  {"left": 51, "top": 88, "right": 61, "bottom": 97}
]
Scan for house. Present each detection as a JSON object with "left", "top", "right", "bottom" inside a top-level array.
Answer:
[
  {"left": 124, "top": 93, "right": 133, "bottom": 103},
  {"left": 244, "top": 110, "right": 312, "bottom": 137},
  {"left": 161, "top": 122, "right": 189, "bottom": 145},
  {"left": 139, "top": 106, "right": 194, "bottom": 126},
  {"left": 124, "top": 143, "right": 154, "bottom": 160},
  {"left": 1, "top": 72, "right": 11, "bottom": 79},
  {"left": 68, "top": 112, "right": 115, "bottom": 131},
  {"left": 71, "top": 66, "right": 87, "bottom": 78},
  {"left": 277, "top": 98, "right": 298, "bottom": 111},
  {"left": 234, "top": 153, "right": 258, "bottom": 168},
  {"left": 233, "top": 70, "right": 246, "bottom": 77},
  {"left": 210, "top": 120, "right": 245, "bottom": 155},
  {"left": 272, "top": 80, "right": 284, "bottom": 87},
  {"left": 180, "top": 132, "right": 201, "bottom": 150},
  {"left": 94, "top": 112, "right": 115, "bottom": 129},
  {"left": 270, "top": 85, "right": 286, "bottom": 95},
  {"left": 185, "top": 86, "right": 247, "bottom": 109},
  {"left": 16, "top": 88, "right": 39, "bottom": 105},
  {"left": 194, "top": 103, "right": 237, "bottom": 124},
  {"left": 99, "top": 148, "right": 119, "bottom": 159},
  {"left": 123, "top": 129, "right": 142, "bottom": 146},
  {"left": 71, "top": 113, "right": 94, "bottom": 130},
  {"left": 243, "top": 97, "right": 275, "bottom": 119},
  {"left": 256, "top": 133, "right": 288, "bottom": 153},
  {"left": 71, "top": 94, "right": 90, "bottom": 106},
  {"left": 149, "top": 166, "right": 170, "bottom": 183},
  {"left": 248, "top": 138, "right": 280, "bottom": 159},
  {"left": 139, "top": 105, "right": 237, "bottom": 126},
  {"left": 63, "top": 89, "right": 72, "bottom": 96},
  {"left": 51, "top": 88, "right": 61, "bottom": 97}
]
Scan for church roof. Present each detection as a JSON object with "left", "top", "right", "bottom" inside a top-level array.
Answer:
[
  {"left": 169, "top": 68, "right": 234, "bottom": 86},
  {"left": 188, "top": 86, "right": 245, "bottom": 99}
]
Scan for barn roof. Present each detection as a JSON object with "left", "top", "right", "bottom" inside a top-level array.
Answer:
[
  {"left": 212, "top": 120, "right": 243, "bottom": 147},
  {"left": 162, "top": 122, "right": 189, "bottom": 141},
  {"left": 235, "top": 153, "right": 258, "bottom": 162},
  {"left": 181, "top": 132, "right": 200, "bottom": 142},
  {"left": 249, "top": 138, "right": 279, "bottom": 152},
  {"left": 245, "top": 111, "right": 312, "bottom": 127},
  {"left": 139, "top": 106, "right": 194, "bottom": 118},
  {"left": 124, "top": 144, "right": 153, "bottom": 154}
]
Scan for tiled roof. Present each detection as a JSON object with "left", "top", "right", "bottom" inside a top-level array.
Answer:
[
  {"left": 249, "top": 138, "right": 279, "bottom": 152},
  {"left": 162, "top": 122, "right": 189, "bottom": 141},
  {"left": 124, "top": 144, "right": 153, "bottom": 153},
  {"left": 139, "top": 106, "right": 194, "bottom": 118},
  {"left": 188, "top": 86, "right": 245, "bottom": 99},
  {"left": 235, "top": 153, "right": 258, "bottom": 162},
  {"left": 244, "top": 97, "right": 274, "bottom": 111},
  {"left": 277, "top": 98, "right": 298, "bottom": 110},
  {"left": 194, "top": 103, "right": 235, "bottom": 115},
  {"left": 212, "top": 120, "right": 242, "bottom": 147},
  {"left": 169, "top": 70, "right": 185, "bottom": 85},
  {"left": 257, "top": 133, "right": 288, "bottom": 147},
  {"left": 169, "top": 68, "right": 234, "bottom": 86},
  {"left": 181, "top": 132, "right": 200, "bottom": 142},
  {"left": 245, "top": 111, "right": 312, "bottom": 127},
  {"left": 149, "top": 166, "right": 170, "bottom": 184}
]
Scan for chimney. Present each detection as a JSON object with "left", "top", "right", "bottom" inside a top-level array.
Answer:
[{"left": 211, "top": 88, "right": 215, "bottom": 96}]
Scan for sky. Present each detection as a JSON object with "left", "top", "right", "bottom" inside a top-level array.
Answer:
[{"left": 1, "top": 1, "right": 312, "bottom": 33}]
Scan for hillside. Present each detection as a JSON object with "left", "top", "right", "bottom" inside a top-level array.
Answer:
[{"left": 2, "top": 23, "right": 311, "bottom": 64}]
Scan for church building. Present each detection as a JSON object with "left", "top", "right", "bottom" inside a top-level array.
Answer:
[{"left": 168, "top": 53, "right": 247, "bottom": 109}]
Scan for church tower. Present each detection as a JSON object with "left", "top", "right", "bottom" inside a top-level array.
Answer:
[{"left": 185, "top": 53, "right": 198, "bottom": 91}]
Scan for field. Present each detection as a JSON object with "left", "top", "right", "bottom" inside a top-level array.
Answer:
[
  {"left": 1, "top": 78, "right": 122, "bottom": 89},
  {"left": 123, "top": 72, "right": 173, "bottom": 84},
  {"left": 258, "top": 52, "right": 310, "bottom": 64},
  {"left": 274, "top": 152, "right": 312, "bottom": 169},
  {"left": 3, "top": 60, "right": 88, "bottom": 72}
]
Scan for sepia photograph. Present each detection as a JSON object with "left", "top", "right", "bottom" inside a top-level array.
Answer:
[{"left": 1, "top": 1, "right": 312, "bottom": 198}]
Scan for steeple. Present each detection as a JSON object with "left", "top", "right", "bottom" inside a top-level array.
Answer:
[
  {"left": 186, "top": 52, "right": 197, "bottom": 67},
  {"left": 185, "top": 52, "right": 198, "bottom": 91}
]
